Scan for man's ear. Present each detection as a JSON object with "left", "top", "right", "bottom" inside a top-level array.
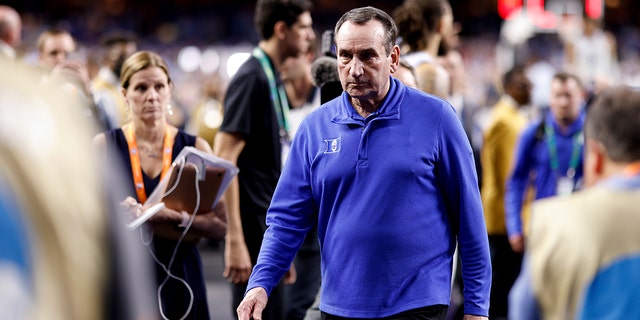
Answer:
[
  {"left": 591, "top": 139, "right": 605, "bottom": 175},
  {"left": 274, "top": 21, "right": 288, "bottom": 40},
  {"left": 389, "top": 45, "right": 401, "bottom": 73},
  {"left": 584, "top": 138, "right": 605, "bottom": 187}
]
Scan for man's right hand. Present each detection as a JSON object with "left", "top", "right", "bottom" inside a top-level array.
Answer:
[
  {"left": 224, "top": 239, "right": 253, "bottom": 284},
  {"left": 509, "top": 234, "right": 525, "bottom": 253},
  {"left": 237, "top": 287, "right": 268, "bottom": 320}
]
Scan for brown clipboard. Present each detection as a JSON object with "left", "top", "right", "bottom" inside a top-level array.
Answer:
[{"left": 162, "top": 164, "right": 226, "bottom": 214}]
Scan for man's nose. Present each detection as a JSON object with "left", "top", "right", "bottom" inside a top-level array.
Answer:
[{"left": 349, "top": 58, "right": 363, "bottom": 77}]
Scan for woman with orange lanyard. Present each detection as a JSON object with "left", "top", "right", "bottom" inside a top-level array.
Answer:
[{"left": 94, "top": 50, "right": 224, "bottom": 320}]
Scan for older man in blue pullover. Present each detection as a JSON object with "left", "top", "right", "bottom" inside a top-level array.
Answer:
[{"left": 238, "top": 6, "right": 490, "bottom": 320}]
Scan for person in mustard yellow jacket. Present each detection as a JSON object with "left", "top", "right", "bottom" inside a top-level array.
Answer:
[{"left": 480, "top": 65, "right": 532, "bottom": 320}]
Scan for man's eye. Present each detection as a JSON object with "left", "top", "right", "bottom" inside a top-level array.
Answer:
[{"left": 360, "top": 53, "right": 373, "bottom": 60}]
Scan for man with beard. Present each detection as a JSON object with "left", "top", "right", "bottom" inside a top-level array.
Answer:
[{"left": 91, "top": 31, "right": 137, "bottom": 130}]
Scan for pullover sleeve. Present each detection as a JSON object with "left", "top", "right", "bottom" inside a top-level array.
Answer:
[
  {"left": 437, "top": 103, "right": 491, "bottom": 316},
  {"left": 245, "top": 124, "right": 317, "bottom": 296}
]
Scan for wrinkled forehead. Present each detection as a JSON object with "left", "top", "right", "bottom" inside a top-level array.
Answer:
[{"left": 335, "top": 20, "right": 386, "bottom": 53}]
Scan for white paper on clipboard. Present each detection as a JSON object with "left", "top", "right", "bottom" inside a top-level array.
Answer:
[{"left": 126, "top": 147, "right": 239, "bottom": 229}]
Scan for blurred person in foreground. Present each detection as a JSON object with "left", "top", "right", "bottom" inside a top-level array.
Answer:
[
  {"left": 213, "top": 0, "right": 315, "bottom": 318},
  {"left": 93, "top": 51, "right": 226, "bottom": 319},
  {"left": 0, "top": 5, "right": 21, "bottom": 60},
  {"left": 480, "top": 66, "right": 532, "bottom": 320},
  {"left": 509, "top": 85, "right": 640, "bottom": 319},
  {"left": 505, "top": 72, "right": 586, "bottom": 254},
  {"left": 0, "top": 58, "right": 156, "bottom": 320},
  {"left": 237, "top": 6, "right": 490, "bottom": 320}
]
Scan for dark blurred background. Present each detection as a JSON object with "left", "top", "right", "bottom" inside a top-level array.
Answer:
[
  {"left": 4, "top": 0, "right": 639, "bottom": 45},
  {"left": 6, "top": 0, "right": 639, "bottom": 135}
]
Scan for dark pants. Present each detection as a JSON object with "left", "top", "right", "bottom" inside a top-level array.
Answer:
[
  {"left": 489, "top": 235, "right": 523, "bottom": 319},
  {"left": 321, "top": 305, "right": 448, "bottom": 320},
  {"left": 231, "top": 213, "right": 286, "bottom": 320}
]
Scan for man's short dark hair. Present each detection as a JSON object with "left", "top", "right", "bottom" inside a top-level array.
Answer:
[
  {"left": 334, "top": 6, "right": 397, "bottom": 56},
  {"left": 254, "top": 0, "right": 312, "bottom": 40},
  {"left": 585, "top": 86, "right": 640, "bottom": 162}
]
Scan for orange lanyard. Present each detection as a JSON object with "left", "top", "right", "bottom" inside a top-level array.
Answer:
[{"left": 124, "top": 125, "right": 174, "bottom": 203}]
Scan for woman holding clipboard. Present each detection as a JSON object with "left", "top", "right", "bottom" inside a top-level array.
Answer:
[{"left": 93, "top": 51, "right": 225, "bottom": 320}]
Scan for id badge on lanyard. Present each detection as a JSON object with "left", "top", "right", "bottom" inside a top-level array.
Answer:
[
  {"left": 547, "top": 125, "right": 582, "bottom": 197},
  {"left": 556, "top": 176, "right": 575, "bottom": 197},
  {"left": 556, "top": 163, "right": 578, "bottom": 197}
]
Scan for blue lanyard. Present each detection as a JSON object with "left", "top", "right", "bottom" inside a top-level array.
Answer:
[
  {"left": 545, "top": 124, "right": 582, "bottom": 178},
  {"left": 252, "top": 47, "right": 290, "bottom": 141}
]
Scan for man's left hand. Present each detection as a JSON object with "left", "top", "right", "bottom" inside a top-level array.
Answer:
[{"left": 237, "top": 287, "right": 268, "bottom": 320}]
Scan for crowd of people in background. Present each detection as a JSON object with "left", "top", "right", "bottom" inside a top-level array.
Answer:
[{"left": 2, "top": 0, "right": 640, "bottom": 319}]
